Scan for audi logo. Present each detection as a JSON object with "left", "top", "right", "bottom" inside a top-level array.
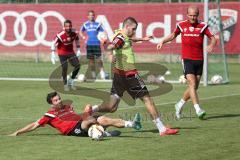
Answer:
[{"left": 0, "top": 11, "right": 65, "bottom": 47}]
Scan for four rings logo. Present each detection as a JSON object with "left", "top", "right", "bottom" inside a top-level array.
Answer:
[{"left": 0, "top": 11, "right": 65, "bottom": 47}]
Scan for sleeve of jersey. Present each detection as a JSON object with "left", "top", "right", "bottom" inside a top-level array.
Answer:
[
  {"left": 112, "top": 34, "right": 125, "bottom": 49},
  {"left": 203, "top": 26, "right": 214, "bottom": 38},
  {"left": 99, "top": 25, "right": 104, "bottom": 32},
  {"left": 80, "top": 25, "right": 86, "bottom": 32},
  {"left": 37, "top": 116, "right": 51, "bottom": 127},
  {"left": 37, "top": 113, "right": 55, "bottom": 126},
  {"left": 174, "top": 25, "right": 181, "bottom": 35}
]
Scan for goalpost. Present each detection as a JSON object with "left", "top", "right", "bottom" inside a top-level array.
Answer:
[
  {"left": 0, "top": 2, "right": 230, "bottom": 85},
  {"left": 203, "top": 0, "right": 229, "bottom": 86}
]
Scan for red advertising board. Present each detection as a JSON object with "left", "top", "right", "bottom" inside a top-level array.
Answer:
[{"left": 0, "top": 3, "right": 239, "bottom": 54}]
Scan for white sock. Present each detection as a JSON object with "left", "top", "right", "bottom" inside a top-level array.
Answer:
[
  {"left": 153, "top": 117, "right": 166, "bottom": 133},
  {"left": 124, "top": 121, "right": 134, "bottom": 128},
  {"left": 194, "top": 104, "right": 201, "bottom": 113},
  {"left": 176, "top": 99, "right": 186, "bottom": 110},
  {"left": 91, "top": 71, "right": 96, "bottom": 78},
  {"left": 92, "top": 105, "right": 99, "bottom": 112},
  {"left": 100, "top": 70, "right": 105, "bottom": 79}
]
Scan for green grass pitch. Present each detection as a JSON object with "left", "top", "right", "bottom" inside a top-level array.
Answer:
[{"left": 0, "top": 63, "right": 239, "bottom": 160}]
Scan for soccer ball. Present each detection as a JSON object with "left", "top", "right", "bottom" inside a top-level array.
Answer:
[
  {"left": 211, "top": 75, "right": 223, "bottom": 84},
  {"left": 97, "top": 32, "right": 108, "bottom": 43},
  {"left": 179, "top": 75, "right": 187, "bottom": 84},
  {"left": 88, "top": 124, "right": 105, "bottom": 141},
  {"left": 77, "top": 74, "right": 86, "bottom": 82},
  {"left": 156, "top": 75, "right": 165, "bottom": 83},
  {"left": 165, "top": 70, "right": 171, "bottom": 75}
]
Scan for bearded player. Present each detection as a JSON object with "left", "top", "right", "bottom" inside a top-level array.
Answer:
[
  {"left": 51, "top": 19, "right": 81, "bottom": 91},
  {"left": 9, "top": 92, "right": 142, "bottom": 137}
]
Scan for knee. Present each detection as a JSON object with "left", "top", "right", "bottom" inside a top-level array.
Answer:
[
  {"left": 97, "top": 116, "right": 108, "bottom": 125},
  {"left": 108, "top": 103, "right": 118, "bottom": 113},
  {"left": 74, "top": 63, "right": 80, "bottom": 69},
  {"left": 82, "top": 118, "right": 96, "bottom": 130},
  {"left": 188, "top": 81, "right": 197, "bottom": 89},
  {"left": 101, "top": 101, "right": 118, "bottom": 113},
  {"left": 87, "top": 117, "right": 97, "bottom": 124},
  {"left": 109, "top": 107, "right": 118, "bottom": 113},
  {"left": 61, "top": 64, "right": 68, "bottom": 70}
]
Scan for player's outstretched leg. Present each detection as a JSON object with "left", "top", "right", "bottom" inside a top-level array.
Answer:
[
  {"left": 141, "top": 95, "right": 179, "bottom": 136},
  {"left": 186, "top": 74, "right": 206, "bottom": 120},
  {"left": 96, "top": 114, "right": 142, "bottom": 130},
  {"left": 175, "top": 98, "right": 186, "bottom": 119}
]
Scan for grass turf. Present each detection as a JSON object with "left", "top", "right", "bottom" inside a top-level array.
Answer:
[{"left": 0, "top": 63, "right": 239, "bottom": 160}]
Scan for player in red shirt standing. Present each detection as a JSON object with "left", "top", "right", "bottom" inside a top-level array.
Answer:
[
  {"left": 157, "top": 6, "right": 216, "bottom": 119},
  {"left": 51, "top": 19, "right": 81, "bottom": 91},
  {"left": 9, "top": 92, "right": 142, "bottom": 137}
]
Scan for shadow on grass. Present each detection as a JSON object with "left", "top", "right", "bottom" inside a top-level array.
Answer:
[
  {"left": 117, "top": 135, "right": 155, "bottom": 139},
  {"left": 25, "top": 133, "right": 63, "bottom": 137},
  {"left": 205, "top": 113, "right": 240, "bottom": 120},
  {"left": 123, "top": 126, "right": 198, "bottom": 135}
]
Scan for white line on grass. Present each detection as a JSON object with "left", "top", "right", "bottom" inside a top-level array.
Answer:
[
  {"left": 118, "top": 93, "right": 240, "bottom": 110},
  {"left": 0, "top": 77, "right": 179, "bottom": 84}
]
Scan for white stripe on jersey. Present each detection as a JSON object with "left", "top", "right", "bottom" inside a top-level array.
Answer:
[
  {"left": 56, "top": 31, "right": 65, "bottom": 42},
  {"left": 200, "top": 22, "right": 208, "bottom": 33},
  {"left": 83, "top": 22, "right": 88, "bottom": 30},
  {"left": 177, "top": 24, "right": 183, "bottom": 32},
  {"left": 44, "top": 113, "right": 55, "bottom": 118},
  {"left": 96, "top": 23, "right": 101, "bottom": 29}
]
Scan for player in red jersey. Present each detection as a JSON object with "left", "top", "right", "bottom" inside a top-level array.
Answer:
[
  {"left": 157, "top": 6, "right": 216, "bottom": 119},
  {"left": 51, "top": 19, "right": 81, "bottom": 91},
  {"left": 9, "top": 92, "right": 142, "bottom": 137}
]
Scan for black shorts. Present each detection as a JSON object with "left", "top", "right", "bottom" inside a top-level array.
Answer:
[
  {"left": 86, "top": 45, "right": 101, "bottom": 59},
  {"left": 111, "top": 73, "right": 149, "bottom": 99},
  {"left": 67, "top": 121, "right": 88, "bottom": 137},
  {"left": 58, "top": 53, "right": 80, "bottom": 67},
  {"left": 182, "top": 59, "right": 203, "bottom": 77}
]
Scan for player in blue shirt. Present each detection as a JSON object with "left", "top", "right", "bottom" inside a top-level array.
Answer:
[{"left": 80, "top": 10, "right": 106, "bottom": 79}]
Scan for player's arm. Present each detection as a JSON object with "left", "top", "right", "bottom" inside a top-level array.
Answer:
[
  {"left": 204, "top": 27, "right": 217, "bottom": 53},
  {"left": 130, "top": 36, "right": 153, "bottom": 42},
  {"left": 50, "top": 36, "right": 59, "bottom": 64},
  {"left": 79, "top": 25, "right": 86, "bottom": 40},
  {"left": 157, "top": 32, "right": 178, "bottom": 50},
  {"left": 75, "top": 34, "right": 81, "bottom": 58},
  {"left": 9, "top": 121, "right": 40, "bottom": 136},
  {"left": 106, "top": 34, "right": 125, "bottom": 51},
  {"left": 206, "top": 36, "right": 217, "bottom": 53},
  {"left": 79, "top": 31, "right": 85, "bottom": 40},
  {"left": 105, "top": 34, "right": 125, "bottom": 62}
]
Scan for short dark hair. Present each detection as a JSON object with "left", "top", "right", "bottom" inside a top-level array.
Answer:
[
  {"left": 46, "top": 91, "right": 58, "bottom": 104},
  {"left": 123, "top": 17, "right": 138, "bottom": 27},
  {"left": 64, "top": 19, "right": 72, "bottom": 26}
]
